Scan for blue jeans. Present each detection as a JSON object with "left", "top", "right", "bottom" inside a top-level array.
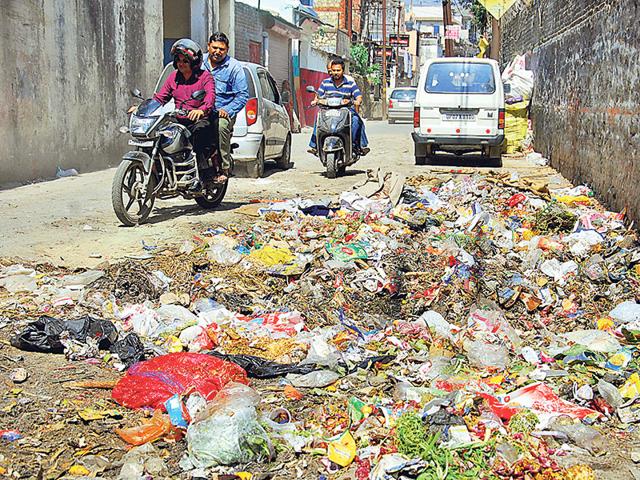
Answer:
[{"left": 309, "top": 113, "right": 368, "bottom": 150}]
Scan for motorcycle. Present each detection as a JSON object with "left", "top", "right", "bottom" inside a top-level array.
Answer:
[
  {"left": 112, "top": 88, "right": 230, "bottom": 226},
  {"left": 306, "top": 86, "right": 360, "bottom": 179}
]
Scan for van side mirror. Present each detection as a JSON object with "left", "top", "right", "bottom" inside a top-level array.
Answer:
[
  {"left": 503, "top": 83, "right": 512, "bottom": 94},
  {"left": 191, "top": 90, "right": 206, "bottom": 101},
  {"left": 306, "top": 86, "right": 316, "bottom": 94},
  {"left": 131, "top": 88, "right": 144, "bottom": 99},
  {"left": 281, "top": 91, "right": 291, "bottom": 104}
]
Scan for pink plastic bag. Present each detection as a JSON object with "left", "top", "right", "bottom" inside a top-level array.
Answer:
[{"left": 112, "top": 352, "right": 249, "bottom": 410}]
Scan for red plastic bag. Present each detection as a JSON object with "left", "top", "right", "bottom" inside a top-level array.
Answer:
[
  {"left": 480, "top": 382, "right": 601, "bottom": 421},
  {"left": 112, "top": 352, "right": 249, "bottom": 410}
]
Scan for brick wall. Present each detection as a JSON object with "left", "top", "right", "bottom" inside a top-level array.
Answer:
[
  {"left": 234, "top": 1, "right": 263, "bottom": 63},
  {"left": 501, "top": 0, "right": 640, "bottom": 221},
  {"left": 314, "top": 0, "right": 362, "bottom": 34}
]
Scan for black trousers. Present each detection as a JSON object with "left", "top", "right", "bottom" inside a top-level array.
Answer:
[{"left": 178, "top": 114, "right": 219, "bottom": 170}]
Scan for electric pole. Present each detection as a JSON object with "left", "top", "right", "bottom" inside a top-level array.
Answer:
[
  {"left": 382, "top": 0, "right": 388, "bottom": 116},
  {"left": 490, "top": 16, "right": 501, "bottom": 61},
  {"left": 442, "top": 0, "right": 454, "bottom": 57}
]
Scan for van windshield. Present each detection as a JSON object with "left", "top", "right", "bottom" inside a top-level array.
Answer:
[{"left": 425, "top": 63, "right": 495, "bottom": 94}]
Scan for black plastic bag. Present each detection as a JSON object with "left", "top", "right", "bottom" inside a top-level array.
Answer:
[
  {"left": 208, "top": 352, "right": 395, "bottom": 379},
  {"left": 11, "top": 315, "right": 118, "bottom": 354},
  {"left": 110, "top": 333, "right": 145, "bottom": 368},
  {"left": 208, "top": 352, "right": 318, "bottom": 379}
]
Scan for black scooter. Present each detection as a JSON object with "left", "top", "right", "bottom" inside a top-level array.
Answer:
[{"left": 307, "top": 86, "right": 360, "bottom": 178}]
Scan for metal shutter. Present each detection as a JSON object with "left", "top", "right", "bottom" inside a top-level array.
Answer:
[{"left": 268, "top": 32, "right": 290, "bottom": 90}]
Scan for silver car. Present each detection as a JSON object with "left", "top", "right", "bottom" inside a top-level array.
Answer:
[
  {"left": 233, "top": 62, "right": 292, "bottom": 178},
  {"left": 388, "top": 87, "right": 417, "bottom": 124},
  {"left": 154, "top": 62, "right": 292, "bottom": 178}
]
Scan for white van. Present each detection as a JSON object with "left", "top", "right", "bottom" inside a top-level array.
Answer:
[{"left": 412, "top": 58, "right": 505, "bottom": 166}]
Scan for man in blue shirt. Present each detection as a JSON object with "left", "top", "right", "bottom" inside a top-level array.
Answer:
[
  {"left": 202, "top": 32, "right": 249, "bottom": 182},
  {"left": 309, "top": 57, "right": 369, "bottom": 156}
]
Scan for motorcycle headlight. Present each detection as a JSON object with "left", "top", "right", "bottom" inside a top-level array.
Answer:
[{"left": 130, "top": 115, "right": 158, "bottom": 136}]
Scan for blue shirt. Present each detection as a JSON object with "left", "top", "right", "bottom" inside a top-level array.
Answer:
[
  {"left": 317, "top": 76, "right": 362, "bottom": 100},
  {"left": 317, "top": 76, "right": 362, "bottom": 113},
  {"left": 202, "top": 54, "right": 249, "bottom": 118}
]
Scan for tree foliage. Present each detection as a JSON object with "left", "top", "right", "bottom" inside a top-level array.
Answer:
[
  {"left": 460, "top": 0, "right": 489, "bottom": 33},
  {"left": 350, "top": 43, "right": 381, "bottom": 85}
]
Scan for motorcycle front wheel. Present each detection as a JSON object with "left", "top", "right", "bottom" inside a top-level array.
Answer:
[
  {"left": 111, "top": 159, "right": 157, "bottom": 226},
  {"left": 326, "top": 152, "right": 338, "bottom": 179},
  {"left": 195, "top": 181, "right": 228, "bottom": 209}
]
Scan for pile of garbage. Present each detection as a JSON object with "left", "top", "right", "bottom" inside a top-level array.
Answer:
[{"left": 2, "top": 167, "right": 640, "bottom": 479}]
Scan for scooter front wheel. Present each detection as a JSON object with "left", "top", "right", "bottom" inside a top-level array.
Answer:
[{"left": 326, "top": 152, "right": 338, "bottom": 179}]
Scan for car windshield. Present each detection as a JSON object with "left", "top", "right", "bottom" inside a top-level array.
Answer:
[
  {"left": 391, "top": 89, "right": 416, "bottom": 100},
  {"left": 136, "top": 98, "right": 162, "bottom": 117},
  {"left": 425, "top": 63, "right": 495, "bottom": 94}
]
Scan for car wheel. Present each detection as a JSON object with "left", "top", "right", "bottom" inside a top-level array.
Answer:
[
  {"left": 247, "top": 139, "right": 265, "bottom": 178},
  {"left": 388, "top": 119, "right": 395, "bottom": 124},
  {"left": 276, "top": 135, "right": 291, "bottom": 170},
  {"left": 415, "top": 156, "right": 426, "bottom": 166}
]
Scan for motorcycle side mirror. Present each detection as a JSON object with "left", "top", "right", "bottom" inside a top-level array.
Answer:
[
  {"left": 281, "top": 91, "right": 291, "bottom": 104},
  {"left": 130, "top": 88, "right": 143, "bottom": 99},
  {"left": 191, "top": 90, "right": 206, "bottom": 101},
  {"left": 306, "top": 86, "right": 316, "bottom": 93},
  {"left": 503, "top": 82, "right": 512, "bottom": 94}
]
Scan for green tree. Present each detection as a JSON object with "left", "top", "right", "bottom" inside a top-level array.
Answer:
[
  {"left": 350, "top": 43, "right": 381, "bottom": 85},
  {"left": 460, "top": 0, "right": 488, "bottom": 34}
]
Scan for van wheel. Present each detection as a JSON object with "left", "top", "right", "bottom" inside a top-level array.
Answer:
[
  {"left": 247, "top": 140, "right": 265, "bottom": 178},
  {"left": 489, "top": 156, "right": 503, "bottom": 168},
  {"left": 389, "top": 119, "right": 395, "bottom": 124},
  {"left": 415, "top": 156, "right": 426, "bottom": 166}
]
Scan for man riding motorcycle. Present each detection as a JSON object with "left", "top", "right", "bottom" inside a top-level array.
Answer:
[
  {"left": 153, "top": 39, "right": 217, "bottom": 186},
  {"left": 308, "top": 57, "right": 369, "bottom": 157}
]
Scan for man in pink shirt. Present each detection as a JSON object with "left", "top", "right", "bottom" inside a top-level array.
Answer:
[{"left": 154, "top": 39, "right": 217, "bottom": 181}]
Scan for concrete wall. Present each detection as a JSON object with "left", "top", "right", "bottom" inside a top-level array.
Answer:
[
  {"left": 501, "top": 0, "right": 640, "bottom": 221},
  {"left": 0, "top": 0, "right": 163, "bottom": 185}
]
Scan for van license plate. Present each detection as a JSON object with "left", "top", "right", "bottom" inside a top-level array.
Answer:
[{"left": 443, "top": 113, "right": 475, "bottom": 121}]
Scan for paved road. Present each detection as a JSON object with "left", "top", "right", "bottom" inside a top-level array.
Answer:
[{"left": 0, "top": 121, "right": 550, "bottom": 267}]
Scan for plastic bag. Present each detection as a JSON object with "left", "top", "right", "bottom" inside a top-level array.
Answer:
[
  {"left": 248, "top": 245, "right": 296, "bottom": 266},
  {"left": 208, "top": 244, "right": 242, "bottom": 265},
  {"left": 186, "top": 383, "right": 271, "bottom": 467},
  {"left": 464, "top": 340, "right": 510, "bottom": 370},
  {"left": 11, "top": 315, "right": 118, "bottom": 354},
  {"left": 481, "top": 382, "right": 601, "bottom": 424},
  {"left": 110, "top": 333, "right": 145, "bottom": 368},
  {"left": 610, "top": 301, "right": 640, "bottom": 325},
  {"left": 116, "top": 410, "right": 176, "bottom": 446},
  {"left": 208, "top": 352, "right": 318, "bottom": 379},
  {"left": 561, "top": 330, "right": 621, "bottom": 353},
  {"left": 0, "top": 274, "right": 37, "bottom": 293},
  {"left": 418, "top": 310, "right": 459, "bottom": 342},
  {"left": 112, "top": 352, "right": 249, "bottom": 410},
  {"left": 286, "top": 370, "right": 340, "bottom": 388}
]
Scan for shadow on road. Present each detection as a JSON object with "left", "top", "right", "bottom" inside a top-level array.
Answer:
[
  {"left": 142, "top": 200, "right": 247, "bottom": 225},
  {"left": 420, "top": 154, "right": 502, "bottom": 169}
]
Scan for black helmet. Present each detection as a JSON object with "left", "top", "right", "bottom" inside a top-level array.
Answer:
[{"left": 171, "top": 38, "right": 203, "bottom": 70}]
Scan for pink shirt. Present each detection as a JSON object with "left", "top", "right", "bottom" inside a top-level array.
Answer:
[{"left": 154, "top": 68, "right": 215, "bottom": 117}]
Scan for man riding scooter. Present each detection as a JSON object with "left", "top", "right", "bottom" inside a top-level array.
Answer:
[{"left": 308, "top": 57, "right": 369, "bottom": 157}]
